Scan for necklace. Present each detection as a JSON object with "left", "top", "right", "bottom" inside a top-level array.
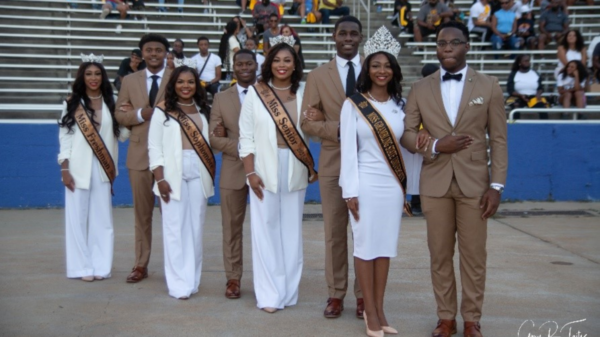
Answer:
[
  {"left": 367, "top": 91, "right": 391, "bottom": 104},
  {"left": 88, "top": 94, "right": 102, "bottom": 100},
  {"left": 177, "top": 101, "right": 195, "bottom": 107},
  {"left": 269, "top": 80, "right": 292, "bottom": 91}
]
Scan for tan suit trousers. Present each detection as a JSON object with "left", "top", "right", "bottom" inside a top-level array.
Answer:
[
  {"left": 220, "top": 186, "right": 249, "bottom": 281},
  {"left": 320, "top": 175, "right": 361, "bottom": 300},
  {"left": 422, "top": 178, "right": 487, "bottom": 322},
  {"left": 129, "top": 169, "right": 155, "bottom": 269}
]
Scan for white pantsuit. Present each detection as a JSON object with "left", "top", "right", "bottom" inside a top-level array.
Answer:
[
  {"left": 65, "top": 156, "right": 114, "bottom": 278},
  {"left": 339, "top": 99, "right": 405, "bottom": 260},
  {"left": 160, "top": 150, "right": 208, "bottom": 298},
  {"left": 249, "top": 149, "right": 306, "bottom": 309}
]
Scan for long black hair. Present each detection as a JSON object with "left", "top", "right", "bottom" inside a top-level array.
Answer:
[
  {"left": 218, "top": 21, "right": 239, "bottom": 69},
  {"left": 163, "top": 66, "right": 210, "bottom": 121},
  {"left": 561, "top": 60, "right": 588, "bottom": 81},
  {"left": 560, "top": 29, "right": 585, "bottom": 52},
  {"left": 259, "top": 43, "right": 303, "bottom": 94},
  {"left": 511, "top": 54, "right": 530, "bottom": 72},
  {"left": 356, "top": 51, "right": 405, "bottom": 107},
  {"left": 59, "top": 62, "right": 119, "bottom": 137}
]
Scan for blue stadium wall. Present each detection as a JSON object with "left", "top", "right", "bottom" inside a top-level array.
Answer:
[{"left": 0, "top": 122, "right": 598, "bottom": 208}]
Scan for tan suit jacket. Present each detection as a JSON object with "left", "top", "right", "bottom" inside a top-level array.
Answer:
[
  {"left": 301, "top": 58, "right": 348, "bottom": 177},
  {"left": 209, "top": 85, "right": 246, "bottom": 190},
  {"left": 401, "top": 67, "right": 508, "bottom": 198},
  {"left": 115, "top": 68, "right": 171, "bottom": 171}
]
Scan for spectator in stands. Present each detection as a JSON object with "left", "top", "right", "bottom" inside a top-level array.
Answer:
[
  {"left": 271, "top": 0, "right": 287, "bottom": 17},
  {"left": 115, "top": 49, "right": 147, "bottom": 91},
  {"left": 280, "top": 24, "right": 305, "bottom": 69},
  {"left": 262, "top": 13, "right": 281, "bottom": 55},
  {"left": 490, "top": 0, "right": 519, "bottom": 57},
  {"left": 289, "top": 0, "right": 307, "bottom": 24},
  {"left": 172, "top": 39, "right": 186, "bottom": 59},
  {"left": 508, "top": 0, "right": 524, "bottom": 19},
  {"left": 245, "top": 38, "right": 265, "bottom": 77},
  {"left": 468, "top": 0, "right": 492, "bottom": 42},
  {"left": 253, "top": 0, "right": 280, "bottom": 33},
  {"left": 99, "top": 0, "right": 128, "bottom": 34},
  {"left": 516, "top": 6, "right": 536, "bottom": 49},
  {"left": 130, "top": 0, "right": 146, "bottom": 22},
  {"left": 219, "top": 21, "right": 242, "bottom": 80},
  {"left": 233, "top": 16, "right": 255, "bottom": 47},
  {"left": 158, "top": 0, "right": 184, "bottom": 13},
  {"left": 237, "top": 0, "right": 249, "bottom": 15},
  {"left": 318, "top": 0, "right": 350, "bottom": 24},
  {"left": 166, "top": 51, "right": 176, "bottom": 71},
  {"left": 592, "top": 37, "right": 600, "bottom": 83},
  {"left": 392, "top": 0, "right": 421, "bottom": 43},
  {"left": 415, "top": 0, "right": 452, "bottom": 43},
  {"left": 558, "top": 60, "right": 588, "bottom": 109},
  {"left": 192, "top": 36, "right": 223, "bottom": 96},
  {"left": 554, "top": 29, "right": 587, "bottom": 80},
  {"left": 537, "top": 0, "right": 569, "bottom": 51},
  {"left": 506, "top": 55, "right": 548, "bottom": 118},
  {"left": 305, "top": 0, "right": 322, "bottom": 24}
]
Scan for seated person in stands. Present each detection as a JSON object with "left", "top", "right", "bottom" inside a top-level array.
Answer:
[
  {"left": 158, "top": 0, "right": 185, "bottom": 13},
  {"left": 172, "top": 38, "right": 186, "bottom": 59},
  {"left": 506, "top": 55, "right": 548, "bottom": 118},
  {"left": 415, "top": 0, "right": 452, "bottom": 43},
  {"left": 262, "top": 13, "right": 280, "bottom": 55},
  {"left": 100, "top": 0, "right": 128, "bottom": 33},
  {"left": 191, "top": 36, "right": 223, "bottom": 96},
  {"left": 318, "top": 0, "right": 350, "bottom": 24},
  {"left": 245, "top": 38, "right": 265, "bottom": 77},
  {"left": 114, "top": 48, "right": 146, "bottom": 91},
  {"left": 468, "top": 0, "right": 492, "bottom": 42},
  {"left": 592, "top": 39, "right": 600, "bottom": 83},
  {"left": 490, "top": 0, "right": 519, "bottom": 57},
  {"left": 558, "top": 60, "right": 588, "bottom": 109},
  {"left": 253, "top": 0, "right": 280, "bottom": 33},
  {"left": 554, "top": 29, "right": 587, "bottom": 80},
  {"left": 537, "top": 0, "right": 569, "bottom": 50},
  {"left": 516, "top": 6, "right": 536, "bottom": 49},
  {"left": 166, "top": 51, "right": 176, "bottom": 71}
]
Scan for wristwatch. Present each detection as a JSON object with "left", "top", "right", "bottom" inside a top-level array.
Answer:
[{"left": 490, "top": 185, "right": 504, "bottom": 194}]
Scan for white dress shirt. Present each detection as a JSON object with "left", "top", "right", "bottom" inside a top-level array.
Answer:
[
  {"left": 237, "top": 83, "right": 250, "bottom": 104},
  {"left": 136, "top": 67, "right": 167, "bottom": 123},
  {"left": 335, "top": 53, "right": 361, "bottom": 93}
]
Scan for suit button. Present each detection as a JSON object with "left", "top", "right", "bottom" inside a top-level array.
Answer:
[
  {"left": 451, "top": 132, "right": 456, "bottom": 136},
  {"left": 452, "top": 154, "right": 456, "bottom": 157}
]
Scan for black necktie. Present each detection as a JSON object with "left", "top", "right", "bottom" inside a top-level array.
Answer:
[
  {"left": 346, "top": 61, "right": 356, "bottom": 97},
  {"left": 242, "top": 89, "right": 248, "bottom": 95},
  {"left": 149, "top": 75, "right": 159, "bottom": 107},
  {"left": 442, "top": 72, "right": 463, "bottom": 82}
]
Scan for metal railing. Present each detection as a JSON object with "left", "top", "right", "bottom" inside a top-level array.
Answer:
[{"left": 508, "top": 108, "right": 600, "bottom": 123}]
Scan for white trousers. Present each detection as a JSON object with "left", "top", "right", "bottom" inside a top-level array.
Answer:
[
  {"left": 65, "top": 156, "right": 114, "bottom": 278},
  {"left": 250, "top": 149, "right": 306, "bottom": 309},
  {"left": 161, "top": 150, "right": 208, "bottom": 299}
]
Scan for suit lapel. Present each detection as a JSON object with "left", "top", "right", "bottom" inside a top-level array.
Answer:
[
  {"left": 327, "top": 59, "right": 346, "bottom": 102},
  {"left": 230, "top": 86, "right": 241, "bottom": 119},
  {"left": 155, "top": 68, "right": 171, "bottom": 106},
  {"left": 429, "top": 71, "right": 453, "bottom": 127},
  {"left": 454, "top": 67, "right": 477, "bottom": 126},
  {"left": 136, "top": 70, "right": 148, "bottom": 101}
]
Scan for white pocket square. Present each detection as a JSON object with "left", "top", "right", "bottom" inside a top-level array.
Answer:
[{"left": 468, "top": 97, "right": 484, "bottom": 106}]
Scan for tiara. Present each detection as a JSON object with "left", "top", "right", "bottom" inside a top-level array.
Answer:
[
  {"left": 80, "top": 53, "right": 104, "bottom": 63},
  {"left": 269, "top": 35, "right": 295, "bottom": 48},
  {"left": 363, "top": 26, "right": 401, "bottom": 58},
  {"left": 174, "top": 57, "right": 197, "bottom": 68}
]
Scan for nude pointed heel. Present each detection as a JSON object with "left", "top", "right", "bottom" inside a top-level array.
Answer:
[
  {"left": 363, "top": 311, "right": 384, "bottom": 337},
  {"left": 382, "top": 326, "right": 398, "bottom": 334}
]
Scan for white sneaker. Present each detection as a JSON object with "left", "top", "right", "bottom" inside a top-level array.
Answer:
[
  {"left": 116, "top": 24, "right": 122, "bottom": 34},
  {"left": 142, "top": 17, "right": 148, "bottom": 29},
  {"left": 99, "top": 7, "right": 110, "bottom": 19}
]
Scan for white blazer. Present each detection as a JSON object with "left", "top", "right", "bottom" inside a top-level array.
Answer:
[
  {"left": 238, "top": 83, "right": 309, "bottom": 193},
  {"left": 58, "top": 100, "right": 125, "bottom": 190},
  {"left": 148, "top": 108, "right": 215, "bottom": 200}
]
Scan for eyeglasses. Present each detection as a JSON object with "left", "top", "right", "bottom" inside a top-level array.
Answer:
[{"left": 436, "top": 39, "right": 467, "bottom": 48}]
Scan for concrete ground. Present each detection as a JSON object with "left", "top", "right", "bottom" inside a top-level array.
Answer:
[{"left": 1, "top": 202, "right": 599, "bottom": 337}]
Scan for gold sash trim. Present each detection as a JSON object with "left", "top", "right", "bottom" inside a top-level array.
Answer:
[
  {"left": 254, "top": 82, "right": 318, "bottom": 183},
  {"left": 74, "top": 105, "right": 117, "bottom": 194},
  {"left": 348, "top": 94, "right": 413, "bottom": 216},
  {"left": 156, "top": 103, "right": 216, "bottom": 182}
]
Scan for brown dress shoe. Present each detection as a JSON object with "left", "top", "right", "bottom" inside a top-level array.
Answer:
[
  {"left": 432, "top": 319, "right": 457, "bottom": 337},
  {"left": 464, "top": 322, "right": 482, "bottom": 337},
  {"left": 225, "top": 279, "right": 241, "bottom": 299},
  {"left": 323, "top": 298, "right": 343, "bottom": 318},
  {"left": 126, "top": 266, "right": 148, "bottom": 283},
  {"left": 356, "top": 298, "right": 364, "bottom": 319}
]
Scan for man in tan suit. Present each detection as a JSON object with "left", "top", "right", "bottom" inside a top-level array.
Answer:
[
  {"left": 209, "top": 49, "right": 257, "bottom": 299},
  {"left": 116, "top": 34, "right": 171, "bottom": 283},
  {"left": 301, "top": 16, "right": 365, "bottom": 319},
  {"left": 401, "top": 21, "right": 507, "bottom": 337}
]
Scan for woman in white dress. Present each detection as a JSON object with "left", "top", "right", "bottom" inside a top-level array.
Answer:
[
  {"left": 58, "top": 57, "right": 127, "bottom": 282},
  {"left": 148, "top": 65, "right": 215, "bottom": 299},
  {"left": 554, "top": 29, "right": 587, "bottom": 80},
  {"left": 338, "top": 27, "right": 430, "bottom": 337},
  {"left": 239, "top": 41, "right": 316, "bottom": 313}
]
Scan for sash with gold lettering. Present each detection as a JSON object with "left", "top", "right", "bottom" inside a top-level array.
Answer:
[
  {"left": 156, "top": 103, "right": 216, "bottom": 182},
  {"left": 254, "top": 82, "right": 318, "bottom": 183},
  {"left": 348, "top": 93, "right": 413, "bottom": 216},
  {"left": 74, "top": 104, "right": 117, "bottom": 194}
]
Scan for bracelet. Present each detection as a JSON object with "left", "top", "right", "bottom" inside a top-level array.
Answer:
[
  {"left": 61, "top": 169, "right": 69, "bottom": 172},
  {"left": 345, "top": 197, "right": 354, "bottom": 203},
  {"left": 156, "top": 179, "right": 165, "bottom": 184},
  {"left": 246, "top": 172, "right": 256, "bottom": 177}
]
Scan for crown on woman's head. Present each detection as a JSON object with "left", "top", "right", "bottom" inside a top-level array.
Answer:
[
  {"left": 363, "top": 26, "right": 402, "bottom": 58},
  {"left": 80, "top": 53, "right": 104, "bottom": 63},
  {"left": 269, "top": 35, "right": 295, "bottom": 48},
  {"left": 174, "top": 58, "right": 197, "bottom": 68}
]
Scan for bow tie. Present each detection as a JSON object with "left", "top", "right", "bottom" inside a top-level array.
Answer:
[{"left": 442, "top": 72, "right": 463, "bottom": 82}]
